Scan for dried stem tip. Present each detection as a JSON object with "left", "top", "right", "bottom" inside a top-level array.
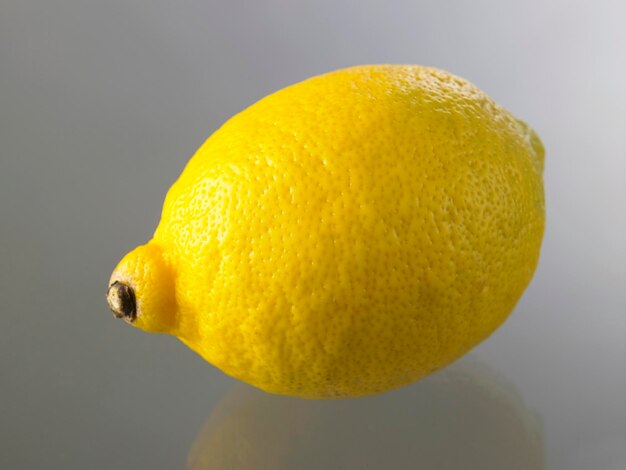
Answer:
[{"left": 107, "top": 281, "right": 136, "bottom": 322}]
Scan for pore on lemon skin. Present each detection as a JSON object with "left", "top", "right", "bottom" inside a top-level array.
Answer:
[{"left": 107, "top": 65, "right": 545, "bottom": 399}]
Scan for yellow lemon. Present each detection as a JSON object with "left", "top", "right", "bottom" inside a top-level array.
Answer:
[{"left": 107, "top": 65, "right": 545, "bottom": 398}]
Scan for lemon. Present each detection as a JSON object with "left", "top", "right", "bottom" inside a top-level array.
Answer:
[{"left": 107, "top": 65, "right": 545, "bottom": 398}]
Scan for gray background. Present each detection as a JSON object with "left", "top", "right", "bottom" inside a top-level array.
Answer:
[{"left": 1, "top": 1, "right": 625, "bottom": 468}]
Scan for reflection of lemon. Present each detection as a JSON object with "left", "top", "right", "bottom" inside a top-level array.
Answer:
[
  {"left": 107, "top": 65, "right": 545, "bottom": 398},
  {"left": 187, "top": 357, "right": 544, "bottom": 469}
]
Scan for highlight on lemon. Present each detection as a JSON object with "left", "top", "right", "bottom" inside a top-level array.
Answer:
[{"left": 107, "top": 65, "right": 545, "bottom": 398}]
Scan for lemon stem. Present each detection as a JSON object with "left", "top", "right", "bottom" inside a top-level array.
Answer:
[{"left": 107, "top": 281, "right": 136, "bottom": 322}]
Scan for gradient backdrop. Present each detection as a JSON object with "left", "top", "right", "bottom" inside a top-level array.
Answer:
[{"left": 1, "top": 1, "right": 625, "bottom": 469}]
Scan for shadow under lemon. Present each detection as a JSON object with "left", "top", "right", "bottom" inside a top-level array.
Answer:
[{"left": 188, "top": 357, "right": 544, "bottom": 470}]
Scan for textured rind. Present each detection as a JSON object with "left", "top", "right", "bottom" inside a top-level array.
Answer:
[{"left": 123, "top": 65, "right": 544, "bottom": 398}]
